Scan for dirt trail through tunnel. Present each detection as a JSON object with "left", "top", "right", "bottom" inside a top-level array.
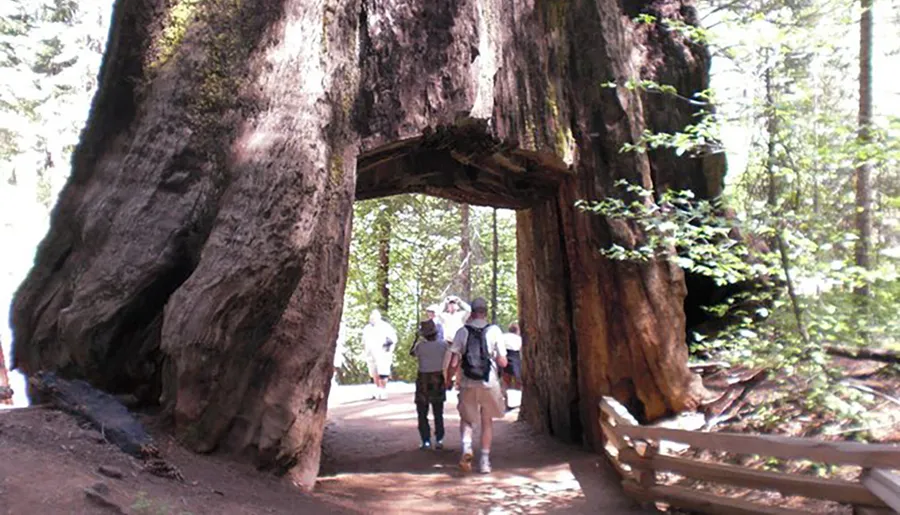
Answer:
[{"left": 317, "top": 384, "right": 651, "bottom": 514}]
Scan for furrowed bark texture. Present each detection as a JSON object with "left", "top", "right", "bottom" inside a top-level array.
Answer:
[
  {"left": 493, "top": 0, "right": 711, "bottom": 447},
  {"left": 12, "top": 0, "right": 718, "bottom": 483}
]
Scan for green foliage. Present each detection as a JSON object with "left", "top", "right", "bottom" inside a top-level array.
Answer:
[
  {"left": 578, "top": 181, "right": 767, "bottom": 285},
  {"left": 579, "top": 0, "right": 900, "bottom": 430},
  {"left": 0, "top": 0, "right": 108, "bottom": 202}
]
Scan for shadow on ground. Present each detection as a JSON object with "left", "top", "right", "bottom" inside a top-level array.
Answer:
[{"left": 317, "top": 385, "right": 651, "bottom": 514}]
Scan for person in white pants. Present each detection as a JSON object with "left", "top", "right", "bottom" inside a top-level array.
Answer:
[{"left": 362, "top": 309, "right": 397, "bottom": 400}]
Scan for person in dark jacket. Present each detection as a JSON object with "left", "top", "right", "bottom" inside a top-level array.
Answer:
[{"left": 412, "top": 319, "right": 448, "bottom": 450}]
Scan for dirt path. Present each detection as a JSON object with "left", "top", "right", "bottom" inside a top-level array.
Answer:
[
  {"left": 316, "top": 384, "right": 650, "bottom": 514},
  {"left": 0, "top": 384, "right": 649, "bottom": 514},
  {"left": 0, "top": 407, "right": 351, "bottom": 515}
]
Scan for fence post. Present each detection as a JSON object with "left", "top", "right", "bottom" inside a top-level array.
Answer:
[{"left": 633, "top": 439, "right": 658, "bottom": 489}]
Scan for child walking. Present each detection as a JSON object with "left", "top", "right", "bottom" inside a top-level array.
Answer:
[{"left": 411, "top": 319, "right": 448, "bottom": 450}]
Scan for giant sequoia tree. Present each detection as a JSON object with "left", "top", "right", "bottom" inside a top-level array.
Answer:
[{"left": 12, "top": 0, "right": 718, "bottom": 488}]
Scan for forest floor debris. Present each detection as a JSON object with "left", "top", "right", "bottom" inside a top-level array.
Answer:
[{"left": 659, "top": 356, "right": 900, "bottom": 514}]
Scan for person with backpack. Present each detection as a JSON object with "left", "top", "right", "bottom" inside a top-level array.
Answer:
[
  {"left": 445, "top": 297, "right": 507, "bottom": 474},
  {"left": 411, "top": 319, "right": 448, "bottom": 450}
]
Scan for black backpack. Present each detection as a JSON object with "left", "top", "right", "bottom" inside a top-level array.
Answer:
[{"left": 461, "top": 325, "right": 492, "bottom": 381}]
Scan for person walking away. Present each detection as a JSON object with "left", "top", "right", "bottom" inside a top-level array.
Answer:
[
  {"left": 446, "top": 297, "right": 507, "bottom": 474},
  {"left": 439, "top": 296, "right": 470, "bottom": 388},
  {"left": 333, "top": 322, "right": 348, "bottom": 387},
  {"left": 410, "top": 304, "right": 444, "bottom": 357},
  {"left": 362, "top": 309, "right": 398, "bottom": 400},
  {"left": 501, "top": 322, "right": 523, "bottom": 410},
  {"left": 412, "top": 320, "right": 448, "bottom": 450}
]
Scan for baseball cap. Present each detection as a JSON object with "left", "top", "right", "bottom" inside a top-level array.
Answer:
[{"left": 471, "top": 297, "right": 488, "bottom": 313}]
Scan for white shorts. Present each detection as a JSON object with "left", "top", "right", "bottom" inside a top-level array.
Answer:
[
  {"left": 458, "top": 385, "right": 505, "bottom": 424},
  {"left": 368, "top": 354, "right": 392, "bottom": 377}
]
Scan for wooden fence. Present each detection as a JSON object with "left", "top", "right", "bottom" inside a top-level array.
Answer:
[{"left": 599, "top": 397, "right": 900, "bottom": 515}]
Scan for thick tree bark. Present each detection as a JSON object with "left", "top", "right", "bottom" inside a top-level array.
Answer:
[
  {"left": 11, "top": 0, "right": 717, "bottom": 484},
  {"left": 496, "top": 0, "right": 710, "bottom": 445}
]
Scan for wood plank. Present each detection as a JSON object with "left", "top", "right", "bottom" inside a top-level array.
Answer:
[
  {"left": 617, "top": 423, "right": 900, "bottom": 469},
  {"left": 599, "top": 396, "right": 640, "bottom": 427},
  {"left": 621, "top": 480, "right": 813, "bottom": 515},
  {"left": 862, "top": 469, "right": 900, "bottom": 513},
  {"left": 604, "top": 451, "right": 633, "bottom": 479},
  {"left": 600, "top": 418, "right": 627, "bottom": 451},
  {"left": 617, "top": 449, "right": 887, "bottom": 507}
]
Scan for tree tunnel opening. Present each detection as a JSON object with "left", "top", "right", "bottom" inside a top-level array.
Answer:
[
  {"left": 337, "top": 123, "right": 573, "bottom": 424},
  {"left": 5, "top": 0, "right": 722, "bottom": 491}
]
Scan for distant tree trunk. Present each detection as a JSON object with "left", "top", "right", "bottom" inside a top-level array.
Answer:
[
  {"left": 491, "top": 208, "right": 499, "bottom": 324},
  {"left": 855, "top": 0, "right": 874, "bottom": 298},
  {"left": 460, "top": 203, "right": 472, "bottom": 299},
  {"left": 374, "top": 207, "right": 392, "bottom": 313},
  {"left": 11, "top": 0, "right": 717, "bottom": 484},
  {"left": 765, "top": 63, "right": 778, "bottom": 209},
  {"left": 764, "top": 62, "right": 808, "bottom": 344}
]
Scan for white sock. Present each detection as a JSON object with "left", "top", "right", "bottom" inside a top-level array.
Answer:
[{"left": 481, "top": 449, "right": 490, "bottom": 458}]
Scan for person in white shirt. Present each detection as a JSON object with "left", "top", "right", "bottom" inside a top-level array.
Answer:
[
  {"left": 439, "top": 295, "right": 470, "bottom": 346},
  {"left": 439, "top": 295, "right": 470, "bottom": 387},
  {"left": 500, "top": 322, "right": 523, "bottom": 410},
  {"left": 362, "top": 309, "right": 398, "bottom": 400},
  {"left": 501, "top": 322, "right": 522, "bottom": 387},
  {"left": 446, "top": 297, "right": 507, "bottom": 474}
]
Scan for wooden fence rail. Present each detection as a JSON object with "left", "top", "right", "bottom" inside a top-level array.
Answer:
[{"left": 599, "top": 397, "right": 900, "bottom": 515}]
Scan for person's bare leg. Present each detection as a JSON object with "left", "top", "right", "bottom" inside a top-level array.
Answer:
[
  {"left": 501, "top": 374, "right": 510, "bottom": 410},
  {"left": 479, "top": 406, "right": 493, "bottom": 473},
  {"left": 459, "top": 396, "right": 475, "bottom": 472},
  {"left": 480, "top": 406, "right": 493, "bottom": 452}
]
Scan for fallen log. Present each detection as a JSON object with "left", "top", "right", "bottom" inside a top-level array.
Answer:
[
  {"left": 826, "top": 345, "right": 900, "bottom": 365},
  {"left": 28, "top": 371, "right": 182, "bottom": 480},
  {"left": 702, "top": 369, "right": 767, "bottom": 428}
]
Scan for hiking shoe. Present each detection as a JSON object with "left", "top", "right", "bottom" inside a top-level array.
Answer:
[
  {"left": 435, "top": 440, "right": 444, "bottom": 450},
  {"left": 479, "top": 455, "right": 492, "bottom": 474},
  {"left": 459, "top": 450, "right": 474, "bottom": 473},
  {"left": 420, "top": 441, "right": 431, "bottom": 450}
]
